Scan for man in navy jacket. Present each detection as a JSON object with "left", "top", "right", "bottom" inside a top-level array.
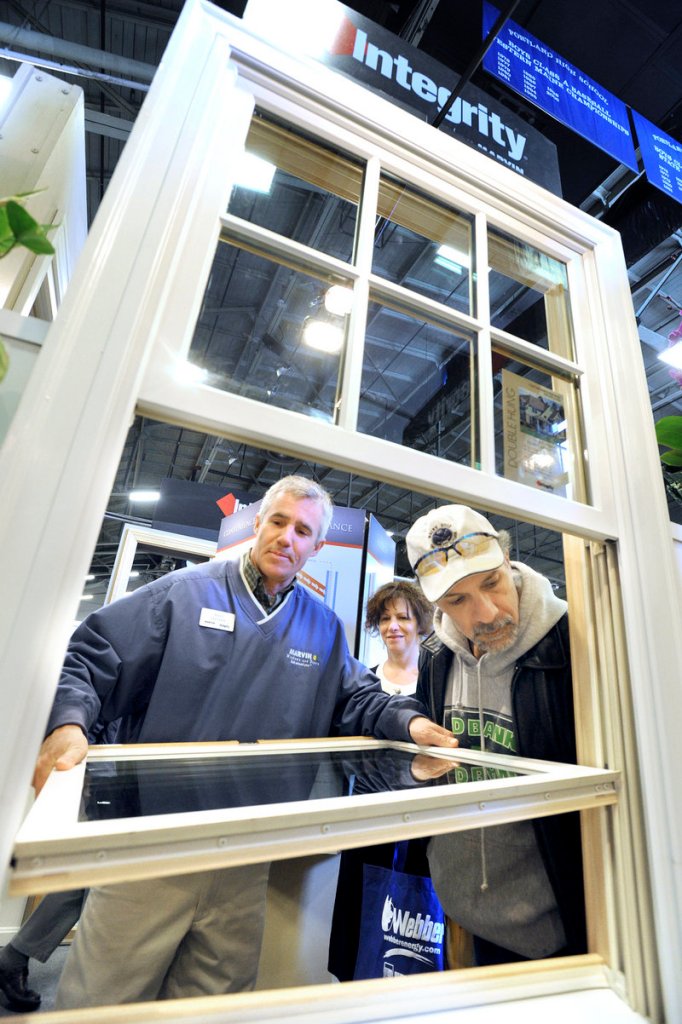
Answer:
[{"left": 32, "top": 475, "right": 454, "bottom": 1008}]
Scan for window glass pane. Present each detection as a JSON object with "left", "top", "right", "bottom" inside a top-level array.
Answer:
[
  {"left": 189, "top": 242, "right": 346, "bottom": 420},
  {"left": 489, "top": 227, "right": 575, "bottom": 358},
  {"left": 494, "top": 350, "right": 588, "bottom": 502},
  {"left": 82, "top": 747, "right": 526, "bottom": 821},
  {"left": 227, "top": 112, "right": 363, "bottom": 262},
  {"left": 373, "top": 176, "right": 474, "bottom": 316},
  {"left": 359, "top": 301, "right": 476, "bottom": 465}
]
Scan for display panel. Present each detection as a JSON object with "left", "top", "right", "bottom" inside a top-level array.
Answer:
[{"left": 11, "top": 739, "right": 618, "bottom": 895}]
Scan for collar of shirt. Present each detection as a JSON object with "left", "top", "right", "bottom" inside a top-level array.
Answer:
[{"left": 242, "top": 549, "right": 295, "bottom": 614}]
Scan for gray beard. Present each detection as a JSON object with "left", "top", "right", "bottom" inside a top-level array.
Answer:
[{"left": 472, "top": 616, "right": 519, "bottom": 654}]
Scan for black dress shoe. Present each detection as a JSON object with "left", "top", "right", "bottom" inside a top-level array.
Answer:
[{"left": 0, "top": 963, "right": 41, "bottom": 1013}]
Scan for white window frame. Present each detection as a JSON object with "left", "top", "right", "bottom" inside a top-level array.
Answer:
[
  {"left": 10, "top": 739, "right": 618, "bottom": 895},
  {"left": 0, "top": 2, "right": 680, "bottom": 1021}
]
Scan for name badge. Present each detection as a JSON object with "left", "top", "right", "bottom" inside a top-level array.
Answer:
[{"left": 199, "top": 608, "right": 235, "bottom": 632}]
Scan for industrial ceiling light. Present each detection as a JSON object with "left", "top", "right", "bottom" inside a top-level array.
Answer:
[
  {"left": 324, "top": 285, "right": 354, "bottom": 316},
  {"left": 303, "top": 318, "right": 344, "bottom": 354},
  {"left": 129, "top": 490, "right": 160, "bottom": 502}
]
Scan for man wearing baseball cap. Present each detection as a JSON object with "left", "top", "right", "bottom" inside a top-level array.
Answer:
[{"left": 406, "top": 504, "right": 585, "bottom": 967}]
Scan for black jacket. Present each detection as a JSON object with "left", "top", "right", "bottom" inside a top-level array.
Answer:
[{"left": 417, "top": 613, "right": 587, "bottom": 956}]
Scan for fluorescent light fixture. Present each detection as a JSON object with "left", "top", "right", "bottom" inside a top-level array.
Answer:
[
  {"left": 128, "top": 571, "right": 140, "bottom": 579},
  {"left": 243, "top": 0, "right": 346, "bottom": 61},
  {"left": 129, "top": 490, "right": 160, "bottom": 502},
  {"left": 324, "top": 285, "right": 353, "bottom": 316},
  {"left": 303, "top": 319, "right": 344, "bottom": 354},
  {"left": 658, "top": 341, "right": 682, "bottom": 369},
  {"left": 173, "top": 360, "right": 207, "bottom": 385},
  {"left": 85, "top": 574, "right": 95, "bottom": 581},
  {"left": 434, "top": 244, "right": 469, "bottom": 274},
  {"left": 80, "top": 594, "right": 94, "bottom": 602},
  {"left": 233, "top": 151, "right": 276, "bottom": 193}
]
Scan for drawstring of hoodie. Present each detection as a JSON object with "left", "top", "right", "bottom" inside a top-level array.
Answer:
[{"left": 477, "top": 658, "right": 489, "bottom": 893}]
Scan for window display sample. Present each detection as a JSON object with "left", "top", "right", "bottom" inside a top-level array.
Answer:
[
  {"left": 488, "top": 227, "right": 575, "bottom": 360},
  {"left": 372, "top": 177, "right": 474, "bottom": 317},
  {"left": 11, "top": 739, "right": 618, "bottom": 895}
]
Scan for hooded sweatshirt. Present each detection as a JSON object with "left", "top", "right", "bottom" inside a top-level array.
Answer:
[{"left": 426, "top": 561, "right": 570, "bottom": 958}]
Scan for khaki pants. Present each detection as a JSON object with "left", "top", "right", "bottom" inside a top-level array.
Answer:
[{"left": 55, "top": 863, "right": 270, "bottom": 1009}]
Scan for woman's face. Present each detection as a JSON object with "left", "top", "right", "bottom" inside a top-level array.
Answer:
[{"left": 378, "top": 598, "right": 421, "bottom": 660}]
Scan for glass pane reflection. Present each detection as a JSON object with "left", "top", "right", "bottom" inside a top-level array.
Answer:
[
  {"left": 81, "top": 749, "right": 523, "bottom": 821},
  {"left": 189, "top": 243, "right": 345, "bottom": 420},
  {"left": 227, "top": 113, "right": 362, "bottom": 262},
  {"left": 373, "top": 177, "right": 473, "bottom": 316},
  {"left": 360, "top": 303, "right": 475, "bottom": 465},
  {"left": 488, "top": 227, "right": 574, "bottom": 359}
]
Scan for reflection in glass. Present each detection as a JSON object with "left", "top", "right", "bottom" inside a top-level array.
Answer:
[
  {"left": 189, "top": 244, "right": 346, "bottom": 419},
  {"left": 488, "top": 227, "right": 574, "bottom": 359},
  {"left": 227, "top": 113, "right": 363, "bottom": 262},
  {"left": 373, "top": 177, "right": 474, "bottom": 316},
  {"left": 494, "top": 351, "right": 587, "bottom": 502},
  {"left": 359, "top": 302, "right": 475, "bottom": 465},
  {"left": 82, "top": 748, "right": 520, "bottom": 821}
]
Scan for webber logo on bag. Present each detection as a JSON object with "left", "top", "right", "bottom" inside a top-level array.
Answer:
[{"left": 379, "top": 892, "right": 445, "bottom": 971}]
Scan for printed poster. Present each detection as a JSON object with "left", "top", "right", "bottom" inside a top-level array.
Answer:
[{"left": 502, "top": 369, "right": 570, "bottom": 495}]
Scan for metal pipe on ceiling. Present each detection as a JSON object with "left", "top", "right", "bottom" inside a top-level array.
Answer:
[{"left": 0, "top": 20, "right": 155, "bottom": 82}]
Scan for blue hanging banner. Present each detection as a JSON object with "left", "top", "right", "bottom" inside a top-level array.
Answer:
[
  {"left": 482, "top": 2, "right": 638, "bottom": 171},
  {"left": 632, "top": 111, "right": 682, "bottom": 207}
]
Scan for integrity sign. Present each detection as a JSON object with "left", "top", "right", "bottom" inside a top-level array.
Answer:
[{"left": 243, "top": 0, "right": 562, "bottom": 195}]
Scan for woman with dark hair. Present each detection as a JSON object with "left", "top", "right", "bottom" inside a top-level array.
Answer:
[{"left": 365, "top": 581, "right": 433, "bottom": 696}]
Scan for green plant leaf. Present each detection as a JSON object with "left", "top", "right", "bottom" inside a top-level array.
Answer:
[
  {"left": 4, "top": 201, "right": 55, "bottom": 256},
  {"left": 0, "top": 205, "right": 15, "bottom": 257},
  {"left": 655, "top": 416, "right": 682, "bottom": 449},
  {"left": 661, "top": 450, "right": 682, "bottom": 467}
]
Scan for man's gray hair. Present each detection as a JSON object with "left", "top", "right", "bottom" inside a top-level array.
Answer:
[
  {"left": 497, "top": 529, "right": 511, "bottom": 556},
  {"left": 259, "top": 475, "right": 334, "bottom": 541}
]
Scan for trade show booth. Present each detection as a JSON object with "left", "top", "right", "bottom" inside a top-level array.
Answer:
[{"left": 1, "top": 1, "right": 681, "bottom": 1021}]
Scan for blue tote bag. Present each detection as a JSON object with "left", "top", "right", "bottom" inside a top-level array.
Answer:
[{"left": 353, "top": 841, "right": 446, "bottom": 979}]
